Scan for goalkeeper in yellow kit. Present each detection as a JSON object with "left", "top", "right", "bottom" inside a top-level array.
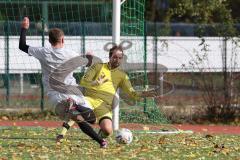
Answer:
[{"left": 57, "top": 45, "right": 147, "bottom": 142}]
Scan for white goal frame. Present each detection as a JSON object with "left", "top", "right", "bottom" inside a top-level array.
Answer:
[{"left": 112, "top": 0, "right": 122, "bottom": 131}]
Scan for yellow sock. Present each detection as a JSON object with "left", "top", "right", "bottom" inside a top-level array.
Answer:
[
  {"left": 68, "top": 120, "right": 75, "bottom": 126},
  {"left": 60, "top": 120, "right": 75, "bottom": 136}
]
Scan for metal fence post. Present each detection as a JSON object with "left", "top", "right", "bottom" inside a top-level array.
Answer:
[
  {"left": 81, "top": 21, "right": 86, "bottom": 74},
  {"left": 4, "top": 21, "right": 10, "bottom": 106},
  {"left": 40, "top": 18, "right": 45, "bottom": 111},
  {"left": 143, "top": 20, "right": 147, "bottom": 113}
]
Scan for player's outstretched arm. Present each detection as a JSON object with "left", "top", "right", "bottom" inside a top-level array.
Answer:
[
  {"left": 85, "top": 51, "right": 94, "bottom": 67},
  {"left": 19, "top": 17, "right": 30, "bottom": 53},
  {"left": 120, "top": 74, "right": 141, "bottom": 101},
  {"left": 84, "top": 51, "right": 102, "bottom": 67}
]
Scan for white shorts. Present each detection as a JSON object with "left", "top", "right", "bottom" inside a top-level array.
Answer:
[
  {"left": 48, "top": 91, "right": 93, "bottom": 121},
  {"left": 47, "top": 91, "right": 92, "bottom": 109}
]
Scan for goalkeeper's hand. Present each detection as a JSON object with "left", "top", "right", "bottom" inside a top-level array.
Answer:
[
  {"left": 92, "top": 74, "right": 108, "bottom": 86},
  {"left": 140, "top": 90, "right": 158, "bottom": 98}
]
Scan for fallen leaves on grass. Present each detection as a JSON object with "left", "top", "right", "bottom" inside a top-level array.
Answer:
[
  {"left": 158, "top": 136, "right": 167, "bottom": 144},
  {"left": 0, "top": 127, "right": 240, "bottom": 159}
]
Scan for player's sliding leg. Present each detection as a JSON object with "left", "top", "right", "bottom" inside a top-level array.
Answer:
[
  {"left": 56, "top": 104, "right": 97, "bottom": 143},
  {"left": 55, "top": 100, "right": 107, "bottom": 148},
  {"left": 56, "top": 120, "right": 75, "bottom": 143},
  {"left": 69, "top": 104, "right": 108, "bottom": 148},
  {"left": 61, "top": 120, "right": 75, "bottom": 135},
  {"left": 77, "top": 121, "right": 107, "bottom": 148},
  {"left": 56, "top": 98, "right": 76, "bottom": 143}
]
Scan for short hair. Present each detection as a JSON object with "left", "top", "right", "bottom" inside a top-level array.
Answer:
[
  {"left": 109, "top": 45, "right": 123, "bottom": 58},
  {"left": 48, "top": 28, "right": 64, "bottom": 45}
]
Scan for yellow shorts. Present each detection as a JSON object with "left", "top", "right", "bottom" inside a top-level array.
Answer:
[{"left": 85, "top": 96, "right": 112, "bottom": 123}]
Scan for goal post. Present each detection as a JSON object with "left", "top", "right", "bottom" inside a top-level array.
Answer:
[{"left": 112, "top": 0, "right": 121, "bottom": 131}]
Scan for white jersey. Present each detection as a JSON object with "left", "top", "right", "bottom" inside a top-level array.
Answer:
[
  {"left": 28, "top": 46, "right": 90, "bottom": 107},
  {"left": 28, "top": 46, "right": 80, "bottom": 93}
]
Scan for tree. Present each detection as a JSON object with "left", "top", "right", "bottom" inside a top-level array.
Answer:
[
  {"left": 145, "top": 0, "right": 240, "bottom": 24},
  {"left": 170, "top": 0, "right": 240, "bottom": 121}
]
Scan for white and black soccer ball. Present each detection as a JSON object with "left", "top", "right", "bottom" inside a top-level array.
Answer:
[{"left": 115, "top": 128, "right": 133, "bottom": 144}]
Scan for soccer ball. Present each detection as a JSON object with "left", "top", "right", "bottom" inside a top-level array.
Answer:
[{"left": 115, "top": 128, "right": 133, "bottom": 144}]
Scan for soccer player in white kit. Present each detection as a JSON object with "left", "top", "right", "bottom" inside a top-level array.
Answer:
[{"left": 19, "top": 17, "right": 107, "bottom": 148}]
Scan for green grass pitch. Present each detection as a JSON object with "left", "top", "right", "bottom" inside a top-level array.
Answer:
[{"left": 0, "top": 127, "right": 240, "bottom": 159}]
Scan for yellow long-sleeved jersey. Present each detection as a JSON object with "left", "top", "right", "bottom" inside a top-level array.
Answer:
[{"left": 80, "top": 63, "right": 139, "bottom": 106}]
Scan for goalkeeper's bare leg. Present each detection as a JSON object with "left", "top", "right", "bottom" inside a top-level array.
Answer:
[{"left": 98, "top": 117, "right": 113, "bottom": 139}]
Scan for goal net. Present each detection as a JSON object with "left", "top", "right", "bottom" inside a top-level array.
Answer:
[{"left": 0, "top": 0, "right": 168, "bottom": 124}]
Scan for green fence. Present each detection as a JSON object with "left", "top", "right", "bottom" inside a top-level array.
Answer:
[{"left": 0, "top": 0, "right": 170, "bottom": 124}]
